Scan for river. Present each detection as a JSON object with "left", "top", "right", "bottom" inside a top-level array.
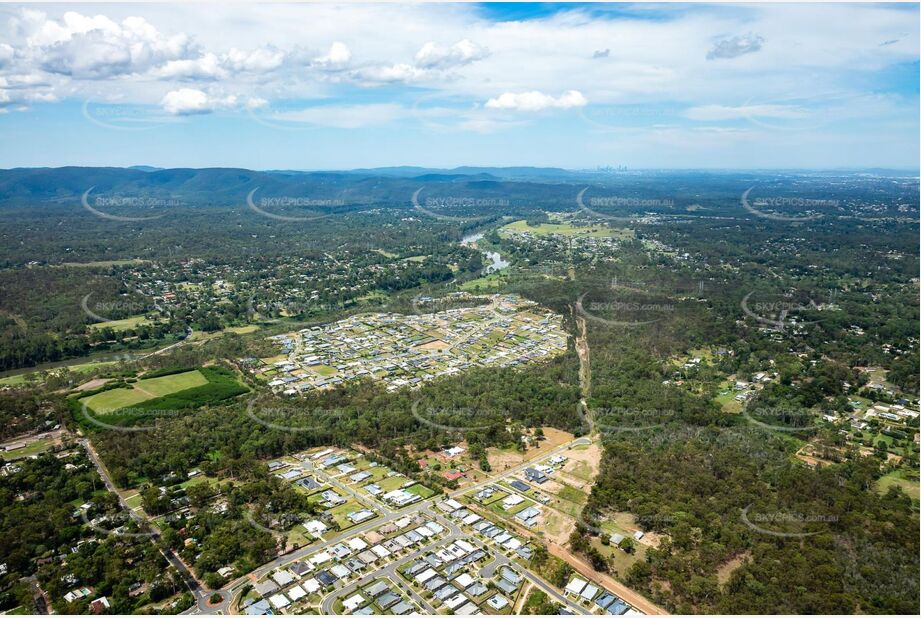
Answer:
[{"left": 460, "top": 232, "right": 509, "bottom": 275}]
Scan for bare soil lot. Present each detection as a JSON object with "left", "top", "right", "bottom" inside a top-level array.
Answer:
[
  {"left": 75, "top": 377, "right": 111, "bottom": 391},
  {"left": 486, "top": 427, "right": 573, "bottom": 472},
  {"left": 556, "top": 441, "right": 602, "bottom": 490}
]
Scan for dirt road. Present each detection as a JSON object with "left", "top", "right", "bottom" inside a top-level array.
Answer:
[{"left": 547, "top": 542, "right": 669, "bottom": 615}]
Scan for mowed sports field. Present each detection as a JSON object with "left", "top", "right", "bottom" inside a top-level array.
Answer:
[{"left": 81, "top": 370, "right": 208, "bottom": 414}]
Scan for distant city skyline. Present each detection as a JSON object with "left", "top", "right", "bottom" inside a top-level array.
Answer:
[{"left": 0, "top": 2, "right": 918, "bottom": 169}]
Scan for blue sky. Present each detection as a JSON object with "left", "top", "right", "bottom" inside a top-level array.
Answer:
[{"left": 0, "top": 2, "right": 918, "bottom": 170}]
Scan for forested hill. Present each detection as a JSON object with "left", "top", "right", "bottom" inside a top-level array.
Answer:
[
  {"left": 1, "top": 166, "right": 915, "bottom": 207},
  {"left": 0, "top": 166, "right": 596, "bottom": 213}
]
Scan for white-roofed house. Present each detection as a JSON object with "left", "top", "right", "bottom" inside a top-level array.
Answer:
[
  {"left": 301, "top": 578, "right": 320, "bottom": 594},
  {"left": 269, "top": 594, "right": 290, "bottom": 609},
  {"left": 343, "top": 593, "right": 366, "bottom": 612},
  {"left": 272, "top": 570, "right": 295, "bottom": 587},
  {"left": 565, "top": 577, "right": 587, "bottom": 596},
  {"left": 286, "top": 585, "right": 307, "bottom": 602}
]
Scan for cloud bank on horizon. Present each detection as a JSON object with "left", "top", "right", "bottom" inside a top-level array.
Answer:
[{"left": 0, "top": 2, "right": 917, "bottom": 169}]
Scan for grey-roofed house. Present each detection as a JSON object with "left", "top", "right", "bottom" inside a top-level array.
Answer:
[
  {"left": 358, "top": 550, "right": 379, "bottom": 565},
  {"left": 496, "top": 579, "right": 517, "bottom": 595},
  {"left": 425, "top": 522, "right": 444, "bottom": 534},
  {"left": 404, "top": 561, "right": 427, "bottom": 576},
  {"left": 377, "top": 592, "right": 399, "bottom": 610},
  {"left": 297, "top": 476, "right": 322, "bottom": 491},
  {"left": 243, "top": 599, "right": 271, "bottom": 615},
  {"left": 500, "top": 567, "right": 522, "bottom": 586},
  {"left": 509, "top": 479, "right": 530, "bottom": 492},
  {"left": 252, "top": 579, "right": 279, "bottom": 596},
  {"left": 524, "top": 467, "right": 547, "bottom": 483},
  {"left": 290, "top": 561, "right": 311, "bottom": 577},
  {"left": 467, "top": 582, "right": 488, "bottom": 597},
  {"left": 330, "top": 543, "right": 351, "bottom": 559},
  {"left": 515, "top": 506, "right": 541, "bottom": 527},
  {"left": 351, "top": 471, "right": 372, "bottom": 483},
  {"left": 364, "top": 581, "right": 390, "bottom": 598},
  {"left": 435, "top": 585, "right": 459, "bottom": 601},
  {"left": 443, "top": 560, "right": 465, "bottom": 576}
]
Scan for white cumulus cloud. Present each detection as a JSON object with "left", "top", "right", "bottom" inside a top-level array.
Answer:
[
  {"left": 19, "top": 10, "right": 197, "bottom": 79},
  {"left": 160, "top": 88, "right": 238, "bottom": 115},
  {"left": 351, "top": 63, "right": 428, "bottom": 84},
  {"left": 314, "top": 41, "right": 351, "bottom": 68},
  {"left": 414, "top": 39, "right": 488, "bottom": 69},
  {"left": 485, "top": 90, "right": 587, "bottom": 112}
]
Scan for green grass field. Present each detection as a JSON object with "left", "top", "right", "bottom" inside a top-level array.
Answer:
[
  {"left": 356, "top": 466, "right": 390, "bottom": 485},
  {"left": 0, "top": 373, "right": 28, "bottom": 386},
  {"left": 377, "top": 474, "right": 410, "bottom": 491},
  {"left": 88, "top": 315, "right": 152, "bottom": 332},
  {"left": 405, "top": 484, "right": 436, "bottom": 499},
  {"left": 0, "top": 359, "right": 121, "bottom": 386},
  {"left": 715, "top": 387, "right": 743, "bottom": 413},
  {"left": 124, "top": 493, "right": 144, "bottom": 509},
  {"left": 476, "top": 489, "right": 509, "bottom": 506},
  {"left": 328, "top": 500, "right": 371, "bottom": 529},
  {"left": 459, "top": 272, "right": 509, "bottom": 291},
  {"left": 81, "top": 370, "right": 208, "bottom": 414},
  {"left": 877, "top": 469, "right": 920, "bottom": 503},
  {"left": 225, "top": 325, "right": 260, "bottom": 334},
  {"left": 566, "top": 461, "right": 594, "bottom": 482},
  {"left": 488, "top": 489, "right": 537, "bottom": 518},
  {"left": 311, "top": 364, "right": 338, "bottom": 377},
  {"left": 590, "top": 536, "right": 645, "bottom": 577},
  {"left": 500, "top": 219, "right": 634, "bottom": 239},
  {"left": 179, "top": 474, "right": 233, "bottom": 491},
  {"left": 60, "top": 259, "right": 148, "bottom": 268},
  {"left": 75, "top": 366, "right": 247, "bottom": 428},
  {"left": 0, "top": 437, "right": 55, "bottom": 460},
  {"left": 556, "top": 484, "right": 588, "bottom": 505}
]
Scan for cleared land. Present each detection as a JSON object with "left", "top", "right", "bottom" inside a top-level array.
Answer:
[
  {"left": 1, "top": 436, "right": 57, "bottom": 460},
  {"left": 500, "top": 219, "right": 634, "bottom": 239},
  {"left": 80, "top": 370, "right": 208, "bottom": 414},
  {"left": 88, "top": 315, "right": 152, "bottom": 332},
  {"left": 59, "top": 259, "right": 148, "bottom": 268},
  {"left": 486, "top": 427, "right": 573, "bottom": 472},
  {"left": 877, "top": 469, "right": 920, "bottom": 503},
  {"left": 0, "top": 358, "right": 121, "bottom": 387}
]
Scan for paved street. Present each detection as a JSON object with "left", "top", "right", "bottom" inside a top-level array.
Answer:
[
  {"left": 80, "top": 439, "right": 206, "bottom": 608},
  {"left": 168, "top": 434, "right": 657, "bottom": 616}
]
